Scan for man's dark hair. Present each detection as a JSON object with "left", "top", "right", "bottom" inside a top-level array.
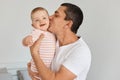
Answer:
[{"left": 61, "top": 3, "right": 83, "bottom": 34}]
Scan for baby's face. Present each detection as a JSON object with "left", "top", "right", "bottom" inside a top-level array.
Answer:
[{"left": 31, "top": 10, "right": 49, "bottom": 31}]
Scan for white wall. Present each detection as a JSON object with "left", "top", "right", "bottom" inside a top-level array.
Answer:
[
  {"left": 64, "top": 0, "right": 120, "bottom": 80},
  {"left": 0, "top": 0, "right": 63, "bottom": 65},
  {"left": 0, "top": 0, "right": 120, "bottom": 80},
  {"left": 0, "top": 1, "right": 64, "bottom": 80}
]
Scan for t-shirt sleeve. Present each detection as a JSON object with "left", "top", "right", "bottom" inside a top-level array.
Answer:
[{"left": 62, "top": 46, "right": 91, "bottom": 76}]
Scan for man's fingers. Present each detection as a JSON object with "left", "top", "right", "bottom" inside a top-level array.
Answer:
[
  {"left": 35, "top": 34, "right": 44, "bottom": 45},
  {"left": 38, "top": 34, "right": 44, "bottom": 42},
  {"left": 27, "top": 62, "right": 31, "bottom": 67}
]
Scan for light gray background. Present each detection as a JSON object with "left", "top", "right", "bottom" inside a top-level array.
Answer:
[{"left": 0, "top": 0, "right": 120, "bottom": 80}]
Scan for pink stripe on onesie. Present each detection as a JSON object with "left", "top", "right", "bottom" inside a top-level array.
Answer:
[{"left": 30, "top": 29, "right": 56, "bottom": 79}]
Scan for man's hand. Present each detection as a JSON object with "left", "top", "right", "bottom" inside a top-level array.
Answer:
[
  {"left": 30, "top": 34, "right": 44, "bottom": 54},
  {"left": 27, "top": 62, "right": 39, "bottom": 80}
]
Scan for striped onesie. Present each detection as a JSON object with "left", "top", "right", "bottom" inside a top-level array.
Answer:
[{"left": 30, "top": 29, "right": 56, "bottom": 79}]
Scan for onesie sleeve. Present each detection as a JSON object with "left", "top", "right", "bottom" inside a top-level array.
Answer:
[
  {"left": 62, "top": 46, "right": 91, "bottom": 76},
  {"left": 30, "top": 29, "right": 42, "bottom": 42}
]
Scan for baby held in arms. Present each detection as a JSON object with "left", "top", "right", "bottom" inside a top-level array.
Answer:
[{"left": 22, "top": 7, "right": 56, "bottom": 80}]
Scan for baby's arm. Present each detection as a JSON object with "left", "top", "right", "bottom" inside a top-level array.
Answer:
[{"left": 22, "top": 35, "right": 33, "bottom": 46}]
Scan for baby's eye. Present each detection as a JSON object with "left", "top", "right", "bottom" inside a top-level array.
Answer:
[
  {"left": 43, "top": 17, "right": 46, "bottom": 19},
  {"left": 35, "top": 20, "right": 39, "bottom": 22},
  {"left": 35, "top": 20, "right": 39, "bottom": 21}
]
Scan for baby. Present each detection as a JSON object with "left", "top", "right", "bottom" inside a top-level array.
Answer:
[{"left": 22, "top": 7, "right": 56, "bottom": 80}]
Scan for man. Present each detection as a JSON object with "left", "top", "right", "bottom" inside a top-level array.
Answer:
[{"left": 28, "top": 3, "right": 91, "bottom": 80}]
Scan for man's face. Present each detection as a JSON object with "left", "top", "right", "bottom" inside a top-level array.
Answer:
[{"left": 48, "top": 6, "right": 68, "bottom": 34}]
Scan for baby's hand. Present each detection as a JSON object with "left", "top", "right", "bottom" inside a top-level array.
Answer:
[{"left": 22, "top": 36, "right": 33, "bottom": 47}]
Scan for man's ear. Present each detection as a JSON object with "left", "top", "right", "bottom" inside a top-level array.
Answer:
[{"left": 65, "top": 20, "right": 73, "bottom": 29}]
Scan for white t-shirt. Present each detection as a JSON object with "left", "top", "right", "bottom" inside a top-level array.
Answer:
[{"left": 51, "top": 38, "right": 91, "bottom": 80}]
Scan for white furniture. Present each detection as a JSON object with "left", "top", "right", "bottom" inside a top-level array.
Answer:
[
  {"left": 0, "top": 68, "right": 13, "bottom": 80},
  {"left": 0, "top": 67, "right": 31, "bottom": 80}
]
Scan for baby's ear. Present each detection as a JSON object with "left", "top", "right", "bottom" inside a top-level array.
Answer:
[{"left": 31, "top": 24, "right": 33, "bottom": 26}]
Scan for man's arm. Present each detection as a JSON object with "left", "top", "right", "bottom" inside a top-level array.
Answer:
[
  {"left": 29, "top": 54, "right": 76, "bottom": 80},
  {"left": 29, "top": 35, "right": 76, "bottom": 80}
]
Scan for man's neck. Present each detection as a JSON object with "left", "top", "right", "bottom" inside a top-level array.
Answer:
[{"left": 57, "top": 31, "right": 79, "bottom": 46}]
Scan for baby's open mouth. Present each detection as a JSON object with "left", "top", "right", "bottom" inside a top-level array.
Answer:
[{"left": 40, "top": 24, "right": 45, "bottom": 26}]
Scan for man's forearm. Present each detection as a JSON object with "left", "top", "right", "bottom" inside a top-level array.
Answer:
[{"left": 31, "top": 52, "right": 55, "bottom": 80}]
